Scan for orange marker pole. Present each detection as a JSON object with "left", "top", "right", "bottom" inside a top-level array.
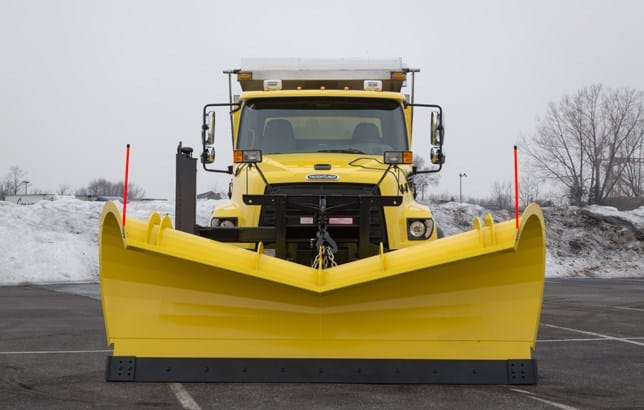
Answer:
[
  {"left": 122, "top": 144, "right": 131, "bottom": 227},
  {"left": 513, "top": 145, "right": 519, "bottom": 230}
]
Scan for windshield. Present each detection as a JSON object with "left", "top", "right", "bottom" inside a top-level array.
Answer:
[{"left": 237, "top": 98, "right": 408, "bottom": 155}]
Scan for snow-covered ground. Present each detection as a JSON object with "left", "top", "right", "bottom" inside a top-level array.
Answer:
[
  {"left": 0, "top": 198, "right": 642, "bottom": 284},
  {"left": 0, "top": 198, "right": 224, "bottom": 285}
]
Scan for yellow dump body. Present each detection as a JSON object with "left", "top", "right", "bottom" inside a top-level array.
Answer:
[{"left": 100, "top": 202, "right": 545, "bottom": 383}]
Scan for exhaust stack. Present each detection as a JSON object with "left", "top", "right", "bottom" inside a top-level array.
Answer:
[{"left": 175, "top": 143, "right": 197, "bottom": 234}]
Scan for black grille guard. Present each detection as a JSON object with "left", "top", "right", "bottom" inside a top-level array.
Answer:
[{"left": 198, "top": 194, "right": 402, "bottom": 260}]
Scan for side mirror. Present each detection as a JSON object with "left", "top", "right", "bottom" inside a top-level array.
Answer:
[
  {"left": 206, "top": 113, "right": 216, "bottom": 145},
  {"left": 430, "top": 146, "right": 445, "bottom": 165},
  {"left": 202, "top": 146, "right": 215, "bottom": 164},
  {"left": 430, "top": 111, "right": 443, "bottom": 145}
]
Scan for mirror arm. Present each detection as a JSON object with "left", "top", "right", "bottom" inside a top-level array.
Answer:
[
  {"left": 405, "top": 103, "right": 443, "bottom": 126},
  {"left": 202, "top": 162, "right": 233, "bottom": 175},
  {"left": 202, "top": 102, "right": 241, "bottom": 134},
  {"left": 200, "top": 102, "right": 240, "bottom": 175},
  {"left": 202, "top": 102, "right": 241, "bottom": 140},
  {"left": 405, "top": 103, "right": 444, "bottom": 140},
  {"left": 408, "top": 163, "right": 442, "bottom": 178},
  {"left": 404, "top": 102, "right": 445, "bottom": 178}
]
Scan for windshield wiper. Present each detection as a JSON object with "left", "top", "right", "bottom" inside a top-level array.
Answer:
[{"left": 316, "top": 149, "right": 366, "bottom": 154}]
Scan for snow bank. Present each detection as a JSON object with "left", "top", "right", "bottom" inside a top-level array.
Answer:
[
  {"left": 430, "top": 202, "right": 644, "bottom": 278},
  {"left": 0, "top": 198, "right": 224, "bottom": 285},
  {"left": 544, "top": 206, "right": 643, "bottom": 278},
  {"left": 0, "top": 199, "right": 102, "bottom": 285},
  {"left": 585, "top": 205, "right": 644, "bottom": 237},
  {"left": 430, "top": 201, "right": 513, "bottom": 237},
  {"left": 0, "top": 198, "right": 642, "bottom": 284}
]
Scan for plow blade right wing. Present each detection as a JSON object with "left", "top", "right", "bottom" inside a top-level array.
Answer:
[{"left": 100, "top": 203, "right": 545, "bottom": 384}]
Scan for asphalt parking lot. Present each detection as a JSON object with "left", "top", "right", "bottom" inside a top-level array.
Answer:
[{"left": 1, "top": 278, "right": 643, "bottom": 409}]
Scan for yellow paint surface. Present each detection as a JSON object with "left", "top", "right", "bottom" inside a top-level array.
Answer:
[{"left": 100, "top": 203, "right": 545, "bottom": 360}]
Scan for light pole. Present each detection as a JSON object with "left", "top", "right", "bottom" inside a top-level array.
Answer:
[{"left": 458, "top": 173, "right": 467, "bottom": 203}]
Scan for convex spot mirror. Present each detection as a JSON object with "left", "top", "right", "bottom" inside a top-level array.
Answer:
[
  {"left": 430, "top": 111, "right": 444, "bottom": 146},
  {"left": 202, "top": 146, "right": 215, "bottom": 164},
  {"left": 430, "top": 146, "right": 445, "bottom": 165}
]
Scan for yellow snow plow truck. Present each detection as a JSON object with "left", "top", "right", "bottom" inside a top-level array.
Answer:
[{"left": 100, "top": 59, "right": 546, "bottom": 384}]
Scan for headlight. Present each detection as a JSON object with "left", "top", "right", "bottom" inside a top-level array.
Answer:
[
  {"left": 408, "top": 220, "right": 426, "bottom": 239},
  {"left": 407, "top": 218, "right": 434, "bottom": 240},
  {"left": 210, "top": 218, "right": 237, "bottom": 228},
  {"left": 220, "top": 220, "right": 236, "bottom": 228}
]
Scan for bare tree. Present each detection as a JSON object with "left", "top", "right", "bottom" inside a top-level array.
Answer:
[
  {"left": 524, "top": 84, "right": 644, "bottom": 205},
  {"left": 113, "top": 181, "right": 145, "bottom": 200},
  {"left": 606, "top": 114, "right": 644, "bottom": 197},
  {"left": 410, "top": 156, "right": 439, "bottom": 201},
  {"left": 491, "top": 181, "right": 513, "bottom": 210},
  {"left": 615, "top": 153, "right": 643, "bottom": 197},
  {"left": 4, "top": 166, "right": 27, "bottom": 195},
  {"left": 80, "top": 178, "right": 145, "bottom": 199},
  {"left": 75, "top": 186, "right": 88, "bottom": 196},
  {"left": 86, "top": 178, "right": 112, "bottom": 196},
  {"left": 57, "top": 184, "right": 73, "bottom": 195},
  {"left": 520, "top": 174, "right": 541, "bottom": 208}
]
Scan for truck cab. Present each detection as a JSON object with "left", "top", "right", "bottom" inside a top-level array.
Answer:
[{"left": 199, "top": 59, "right": 445, "bottom": 267}]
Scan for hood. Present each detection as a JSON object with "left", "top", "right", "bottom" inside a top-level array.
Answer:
[{"left": 253, "top": 153, "right": 401, "bottom": 185}]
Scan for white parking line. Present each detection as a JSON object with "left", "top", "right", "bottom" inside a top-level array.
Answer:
[
  {"left": 600, "top": 278, "right": 644, "bottom": 282},
  {"left": 543, "top": 324, "right": 644, "bottom": 347},
  {"left": 0, "top": 349, "right": 111, "bottom": 355},
  {"left": 538, "top": 338, "right": 607, "bottom": 343},
  {"left": 614, "top": 306, "right": 644, "bottom": 312},
  {"left": 169, "top": 383, "right": 202, "bottom": 410},
  {"left": 538, "top": 336, "right": 644, "bottom": 343},
  {"left": 509, "top": 388, "right": 580, "bottom": 410},
  {"left": 543, "top": 300, "right": 644, "bottom": 313},
  {"left": 526, "top": 395, "right": 581, "bottom": 410}
]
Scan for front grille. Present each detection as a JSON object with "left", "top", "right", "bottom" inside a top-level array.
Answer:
[{"left": 259, "top": 183, "right": 387, "bottom": 260}]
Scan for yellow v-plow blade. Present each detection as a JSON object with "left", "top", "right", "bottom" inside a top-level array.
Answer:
[{"left": 99, "top": 203, "right": 545, "bottom": 384}]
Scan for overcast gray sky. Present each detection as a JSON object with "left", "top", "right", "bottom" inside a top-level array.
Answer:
[{"left": 2, "top": 0, "right": 644, "bottom": 199}]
